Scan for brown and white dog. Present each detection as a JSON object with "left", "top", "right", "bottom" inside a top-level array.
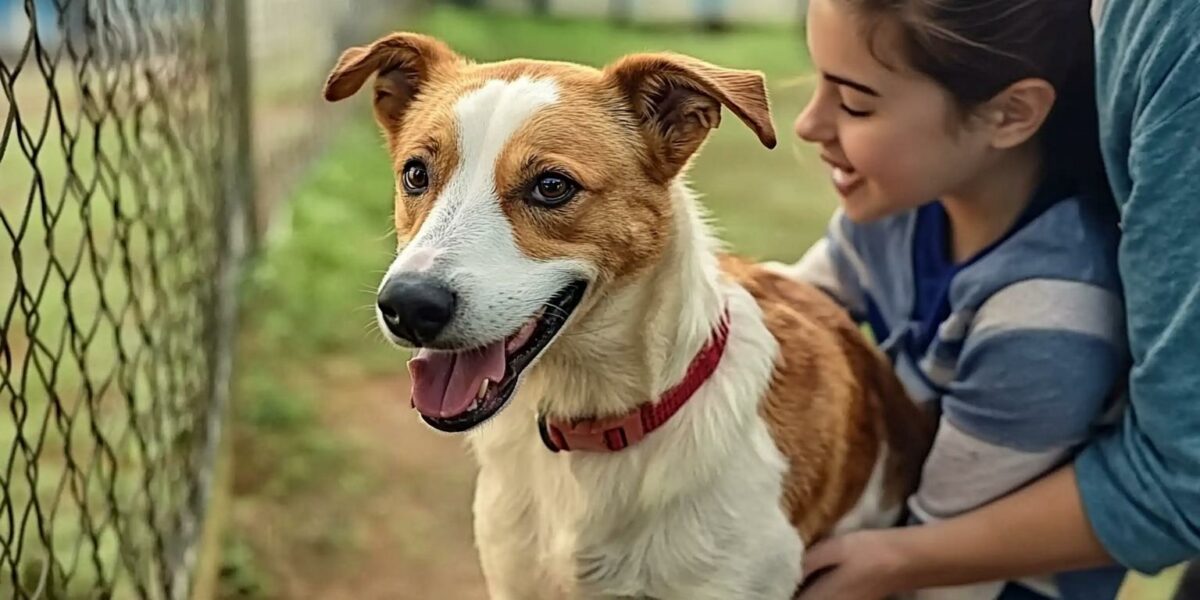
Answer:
[{"left": 323, "top": 32, "right": 933, "bottom": 600}]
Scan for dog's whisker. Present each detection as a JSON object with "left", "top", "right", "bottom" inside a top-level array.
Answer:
[{"left": 540, "top": 304, "right": 573, "bottom": 321}]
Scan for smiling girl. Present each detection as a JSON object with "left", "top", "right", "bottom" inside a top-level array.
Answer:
[{"left": 772, "top": 1, "right": 1129, "bottom": 598}]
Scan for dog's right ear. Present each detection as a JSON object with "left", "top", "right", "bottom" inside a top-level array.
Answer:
[
  {"left": 605, "top": 52, "right": 776, "bottom": 183},
  {"left": 323, "top": 32, "right": 460, "bottom": 129}
]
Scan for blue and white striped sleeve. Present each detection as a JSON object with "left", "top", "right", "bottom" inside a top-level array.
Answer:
[
  {"left": 911, "top": 278, "right": 1127, "bottom": 522},
  {"left": 770, "top": 209, "right": 870, "bottom": 320}
]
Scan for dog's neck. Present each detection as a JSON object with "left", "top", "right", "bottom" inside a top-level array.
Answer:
[{"left": 534, "top": 179, "right": 727, "bottom": 421}]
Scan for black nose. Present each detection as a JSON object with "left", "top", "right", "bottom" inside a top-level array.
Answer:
[{"left": 377, "top": 275, "right": 457, "bottom": 345}]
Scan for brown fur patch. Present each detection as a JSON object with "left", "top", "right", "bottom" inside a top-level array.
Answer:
[
  {"left": 720, "top": 255, "right": 934, "bottom": 543},
  {"left": 605, "top": 53, "right": 777, "bottom": 182},
  {"left": 383, "top": 76, "right": 464, "bottom": 245},
  {"left": 486, "top": 62, "right": 672, "bottom": 286}
]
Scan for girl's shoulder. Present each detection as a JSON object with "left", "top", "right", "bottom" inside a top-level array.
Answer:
[{"left": 950, "top": 194, "right": 1124, "bottom": 315}]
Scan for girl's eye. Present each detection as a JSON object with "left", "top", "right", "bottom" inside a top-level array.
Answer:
[{"left": 840, "top": 104, "right": 872, "bottom": 118}]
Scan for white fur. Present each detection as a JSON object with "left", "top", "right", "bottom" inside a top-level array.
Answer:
[
  {"left": 394, "top": 246, "right": 439, "bottom": 272},
  {"left": 467, "top": 181, "right": 804, "bottom": 599},
  {"left": 832, "top": 445, "right": 898, "bottom": 535},
  {"left": 377, "top": 77, "right": 591, "bottom": 348}
]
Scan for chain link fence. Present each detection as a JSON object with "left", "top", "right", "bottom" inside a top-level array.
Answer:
[{"left": 0, "top": 0, "right": 404, "bottom": 597}]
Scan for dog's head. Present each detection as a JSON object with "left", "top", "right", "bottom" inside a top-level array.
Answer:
[{"left": 324, "top": 32, "right": 775, "bottom": 432}]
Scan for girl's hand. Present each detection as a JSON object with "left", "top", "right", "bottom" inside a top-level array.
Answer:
[{"left": 796, "top": 529, "right": 909, "bottom": 600}]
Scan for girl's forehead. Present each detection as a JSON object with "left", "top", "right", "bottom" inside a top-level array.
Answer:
[{"left": 806, "top": 0, "right": 909, "bottom": 84}]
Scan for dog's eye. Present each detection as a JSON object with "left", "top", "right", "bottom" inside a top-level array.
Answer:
[
  {"left": 528, "top": 173, "right": 578, "bottom": 207},
  {"left": 402, "top": 160, "right": 429, "bottom": 195}
]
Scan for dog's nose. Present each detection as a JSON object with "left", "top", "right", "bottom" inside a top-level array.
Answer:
[{"left": 377, "top": 274, "right": 457, "bottom": 345}]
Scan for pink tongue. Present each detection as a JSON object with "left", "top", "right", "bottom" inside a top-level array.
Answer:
[{"left": 408, "top": 342, "right": 507, "bottom": 419}]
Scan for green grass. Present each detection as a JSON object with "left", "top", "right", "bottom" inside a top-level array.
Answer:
[
  {"left": 217, "top": 115, "right": 395, "bottom": 595},
  {"left": 239, "top": 118, "right": 397, "bottom": 370},
  {"left": 1122, "top": 565, "right": 1188, "bottom": 600}
]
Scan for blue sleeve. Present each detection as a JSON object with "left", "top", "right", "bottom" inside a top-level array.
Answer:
[
  {"left": 1075, "top": 2, "right": 1200, "bottom": 574},
  {"left": 911, "top": 304, "right": 1125, "bottom": 522},
  {"left": 943, "top": 328, "right": 1124, "bottom": 454},
  {"left": 777, "top": 209, "right": 870, "bottom": 320}
]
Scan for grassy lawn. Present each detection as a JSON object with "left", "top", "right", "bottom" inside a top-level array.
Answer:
[{"left": 224, "top": 5, "right": 1184, "bottom": 599}]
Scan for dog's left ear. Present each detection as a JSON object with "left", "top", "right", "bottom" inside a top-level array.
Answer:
[
  {"left": 605, "top": 53, "right": 776, "bottom": 181},
  {"left": 323, "top": 32, "right": 460, "bottom": 132}
]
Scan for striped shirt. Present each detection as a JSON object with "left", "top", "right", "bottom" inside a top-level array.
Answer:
[{"left": 781, "top": 185, "right": 1129, "bottom": 599}]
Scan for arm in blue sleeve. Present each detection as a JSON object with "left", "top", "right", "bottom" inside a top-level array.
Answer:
[
  {"left": 766, "top": 209, "right": 869, "bottom": 319},
  {"left": 1075, "top": 47, "right": 1200, "bottom": 573},
  {"left": 912, "top": 290, "right": 1125, "bottom": 520}
]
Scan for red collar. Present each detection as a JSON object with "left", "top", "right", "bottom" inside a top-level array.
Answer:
[{"left": 537, "top": 308, "right": 732, "bottom": 453}]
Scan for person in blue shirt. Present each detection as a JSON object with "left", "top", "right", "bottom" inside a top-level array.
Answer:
[
  {"left": 772, "top": 0, "right": 1127, "bottom": 597},
  {"left": 791, "top": 1, "right": 1200, "bottom": 599}
]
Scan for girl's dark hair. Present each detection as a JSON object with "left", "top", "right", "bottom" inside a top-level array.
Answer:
[{"left": 844, "top": 0, "right": 1109, "bottom": 202}]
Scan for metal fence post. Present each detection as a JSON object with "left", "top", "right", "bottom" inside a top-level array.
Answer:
[
  {"left": 169, "top": 0, "right": 250, "bottom": 596},
  {"left": 226, "top": 0, "right": 257, "bottom": 256}
]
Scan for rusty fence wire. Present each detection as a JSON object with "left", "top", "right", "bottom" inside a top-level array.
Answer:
[{"left": 0, "top": 0, "right": 401, "bottom": 597}]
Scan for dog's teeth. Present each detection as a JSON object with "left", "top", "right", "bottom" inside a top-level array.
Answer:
[{"left": 478, "top": 378, "right": 490, "bottom": 399}]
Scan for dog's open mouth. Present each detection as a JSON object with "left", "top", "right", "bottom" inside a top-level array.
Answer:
[{"left": 407, "top": 281, "right": 588, "bottom": 433}]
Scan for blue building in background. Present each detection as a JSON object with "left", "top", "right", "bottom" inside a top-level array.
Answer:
[{"left": 0, "top": 0, "right": 60, "bottom": 45}]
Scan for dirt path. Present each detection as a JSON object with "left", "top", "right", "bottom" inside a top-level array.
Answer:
[
  {"left": 321, "top": 374, "right": 488, "bottom": 600},
  {"left": 229, "top": 371, "right": 489, "bottom": 600}
]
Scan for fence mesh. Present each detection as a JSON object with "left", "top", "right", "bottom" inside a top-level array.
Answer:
[
  {"left": 1, "top": 0, "right": 235, "bottom": 597},
  {"left": 0, "top": 0, "right": 403, "bottom": 597}
]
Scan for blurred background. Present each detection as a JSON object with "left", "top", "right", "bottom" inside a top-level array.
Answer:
[{"left": 0, "top": 0, "right": 1187, "bottom": 598}]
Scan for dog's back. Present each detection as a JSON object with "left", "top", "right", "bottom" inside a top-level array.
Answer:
[{"left": 721, "top": 254, "right": 934, "bottom": 542}]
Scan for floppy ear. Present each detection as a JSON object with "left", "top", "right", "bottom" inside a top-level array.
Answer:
[
  {"left": 604, "top": 52, "right": 776, "bottom": 181},
  {"left": 323, "top": 32, "right": 460, "bottom": 130}
]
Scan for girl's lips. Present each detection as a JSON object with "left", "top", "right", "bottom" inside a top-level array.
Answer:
[{"left": 823, "top": 156, "right": 864, "bottom": 197}]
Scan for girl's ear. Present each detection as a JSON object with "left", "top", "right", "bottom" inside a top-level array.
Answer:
[{"left": 983, "top": 78, "right": 1057, "bottom": 150}]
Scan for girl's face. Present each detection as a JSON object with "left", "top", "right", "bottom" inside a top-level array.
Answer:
[{"left": 796, "top": 0, "right": 996, "bottom": 222}]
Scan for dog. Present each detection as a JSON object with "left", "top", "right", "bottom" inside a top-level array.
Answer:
[{"left": 323, "top": 32, "right": 933, "bottom": 600}]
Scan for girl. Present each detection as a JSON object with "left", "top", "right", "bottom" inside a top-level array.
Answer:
[{"left": 771, "top": 0, "right": 1128, "bottom": 598}]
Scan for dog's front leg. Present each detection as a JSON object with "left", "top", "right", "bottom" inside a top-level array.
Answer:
[{"left": 473, "top": 468, "right": 566, "bottom": 600}]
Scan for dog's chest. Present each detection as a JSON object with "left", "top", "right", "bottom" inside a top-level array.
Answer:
[
  {"left": 492, "top": 456, "right": 748, "bottom": 597},
  {"left": 473, "top": 422, "right": 802, "bottom": 600}
]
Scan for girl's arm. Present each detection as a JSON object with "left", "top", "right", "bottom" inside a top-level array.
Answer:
[
  {"left": 763, "top": 208, "right": 869, "bottom": 319},
  {"left": 798, "top": 465, "right": 1112, "bottom": 600},
  {"left": 802, "top": 274, "right": 1127, "bottom": 599}
]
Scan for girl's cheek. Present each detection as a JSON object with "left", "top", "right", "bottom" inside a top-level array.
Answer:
[
  {"left": 841, "top": 128, "right": 881, "bottom": 173},
  {"left": 851, "top": 125, "right": 905, "bottom": 175}
]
